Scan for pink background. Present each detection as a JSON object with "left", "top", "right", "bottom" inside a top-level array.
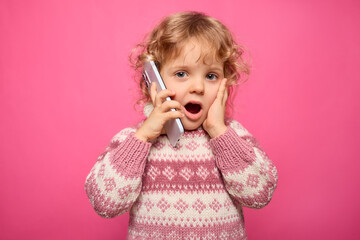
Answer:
[{"left": 1, "top": 0, "right": 359, "bottom": 239}]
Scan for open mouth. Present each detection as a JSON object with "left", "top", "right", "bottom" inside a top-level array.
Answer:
[
  {"left": 184, "top": 102, "right": 203, "bottom": 121},
  {"left": 185, "top": 103, "right": 202, "bottom": 114}
]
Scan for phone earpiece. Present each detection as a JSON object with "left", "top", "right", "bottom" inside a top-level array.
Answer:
[{"left": 142, "top": 72, "right": 151, "bottom": 89}]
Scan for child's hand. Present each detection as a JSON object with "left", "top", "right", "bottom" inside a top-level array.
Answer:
[
  {"left": 135, "top": 83, "right": 184, "bottom": 142},
  {"left": 203, "top": 78, "right": 228, "bottom": 138}
]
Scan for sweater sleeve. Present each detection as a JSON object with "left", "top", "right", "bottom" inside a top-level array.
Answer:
[
  {"left": 85, "top": 127, "right": 151, "bottom": 218},
  {"left": 209, "top": 120, "right": 278, "bottom": 209}
]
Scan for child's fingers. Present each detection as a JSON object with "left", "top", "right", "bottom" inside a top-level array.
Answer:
[
  {"left": 216, "top": 78, "right": 228, "bottom": 102},
  {"left": 222, "top": 86, "right": 229, "bottom": 105},
  {"left": 154, "top": 89, "right": 175, "bottom": 107},
  {"left": 164, "top": 109, "right": 184, "bottom": 120},
  {"left": 159, "top": 100, "right": 183, "bottom": 113}
]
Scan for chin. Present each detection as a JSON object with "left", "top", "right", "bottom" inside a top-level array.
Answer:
[{"left": 181, "top": 118, "right": 204, "bottom": 131}]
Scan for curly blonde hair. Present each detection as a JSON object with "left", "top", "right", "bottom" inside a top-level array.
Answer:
[{"left": 130, "top": 11, "right": 251, "bottom": 114}]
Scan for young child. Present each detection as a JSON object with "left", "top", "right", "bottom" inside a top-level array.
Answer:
[{"left": 85, "top": 11, "right": 278, "bottom": 240}]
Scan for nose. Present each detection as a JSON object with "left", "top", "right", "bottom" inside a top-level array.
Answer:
[{"left": 189, "top": 77, "right": 204, "bottom": 95}]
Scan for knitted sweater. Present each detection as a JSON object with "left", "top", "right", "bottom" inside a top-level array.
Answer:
[{"left": 85, "top": 119, "right": 278, "bottom": 239}]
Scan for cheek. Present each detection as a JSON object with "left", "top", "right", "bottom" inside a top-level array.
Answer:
[
  {"left": 206, "top": 86, "right": 220, "bottom": 105},
  {"left": 163, "top": 79, "right": 177, "bottom": 95},
  {"left": 206, "top": 95, "right": 217, "bottom": 108},
  {"left": 169, "top": 85, "right": 185, "bottom": 102},
  {"left": 164, "top": 80, "right": 186, "bottom": 102}
]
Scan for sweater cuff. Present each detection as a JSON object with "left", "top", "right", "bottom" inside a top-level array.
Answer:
[
  {"left": 209, "top": 127, "right": 256, "bottom": 171},
  {"left": 109, "top": 132, "right": 151, "bottom": 176}
]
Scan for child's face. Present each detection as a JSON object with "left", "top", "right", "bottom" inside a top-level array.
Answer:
[{"left": 160, "top": 39, "right": 225, "bottom": 130}]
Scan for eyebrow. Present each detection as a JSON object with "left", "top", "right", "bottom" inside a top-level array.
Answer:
[
  {"left": 209, "top": 66, "right": 224, "bottom": 73},
  {"left": 170, "top": 65, "right": 223, "bottom": 73},
  {"left": 169, "top": 65, "right": 187, "bottom": 69}
]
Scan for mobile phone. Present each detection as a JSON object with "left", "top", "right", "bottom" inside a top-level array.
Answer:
[{"left": 142, "top": 61, "right": 184, "bottom": 147}]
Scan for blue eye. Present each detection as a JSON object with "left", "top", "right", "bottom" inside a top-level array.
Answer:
[
  {"left": 206, "top": 73, "right": 217, "bottom": 80},
  {"left": 175, "top": 71, "right": 187, "bottom": 78}
]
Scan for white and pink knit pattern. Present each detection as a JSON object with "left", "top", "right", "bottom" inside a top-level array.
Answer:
[{"left": 85, "top": 119, "right": 278, "bottom": 239}]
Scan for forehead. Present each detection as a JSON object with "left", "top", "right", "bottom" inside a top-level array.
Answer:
[{"left": 166, "top": 38, "right": 222, "bottom": 67}]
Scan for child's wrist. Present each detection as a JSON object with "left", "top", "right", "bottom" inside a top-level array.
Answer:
[
  {"left": 134, "top": 129, "right": 149, "bottom": 142},
  {"left": 207, "top": 125, "right": 228, "bottom": 138}
]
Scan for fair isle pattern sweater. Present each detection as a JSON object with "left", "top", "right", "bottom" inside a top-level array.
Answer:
[{"left": 85, "top": 119, "right": 278, "bottom": 239}]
